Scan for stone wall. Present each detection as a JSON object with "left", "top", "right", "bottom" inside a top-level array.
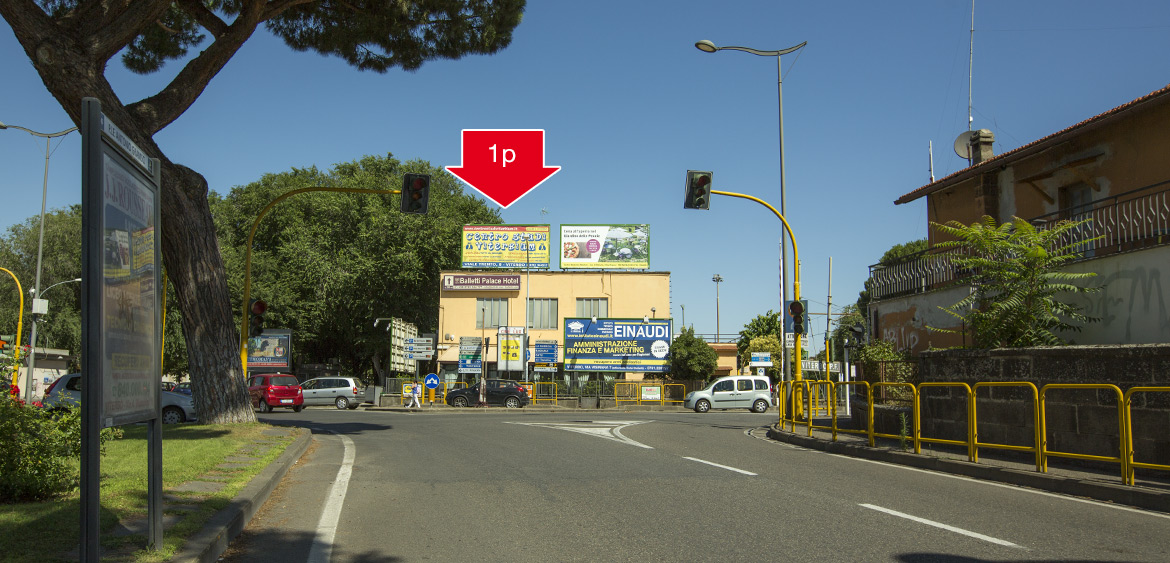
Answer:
[{"left": 917, "top": 345, "right": 1170, "bottom": 465}]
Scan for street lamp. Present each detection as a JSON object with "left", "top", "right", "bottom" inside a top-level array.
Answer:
[
  {"left": 695, "top": 38, "right": 805, "bottom": 378},
  {"left": 1, "top": 120, "right": 79, "bottom": 402},
  {"left": 712, "top": 274, "right": 723, "bottom": 342}
]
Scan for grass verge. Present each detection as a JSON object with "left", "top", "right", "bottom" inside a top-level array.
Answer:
[{"left": 0, "top": 422, "right": 297, "bottom": 562}]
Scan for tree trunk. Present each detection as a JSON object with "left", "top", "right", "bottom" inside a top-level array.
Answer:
[{"left": 2, "top": 14, "right": 255, "bottom": 424}]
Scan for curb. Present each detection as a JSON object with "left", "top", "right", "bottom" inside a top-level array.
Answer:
[
  {"left": 173, "top": 427, "right": 312, "bottom": 563},
  {"left": 766, "top": 427, "right": 1170, "bottom": 513}
]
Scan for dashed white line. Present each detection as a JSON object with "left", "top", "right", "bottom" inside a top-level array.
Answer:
[
  {"left": 860, "top": 503, "right": 1021, "bottom": 548},
  {"left": 683, "top": 456, "right": 757, "bottom": 475},
  {"left": 307, "top": 432, "right": 355, "bottom": 563}
]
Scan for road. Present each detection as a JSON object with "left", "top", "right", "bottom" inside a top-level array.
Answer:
[{"left": 221, "top": 407, "right": 1170, "bottom": 562}]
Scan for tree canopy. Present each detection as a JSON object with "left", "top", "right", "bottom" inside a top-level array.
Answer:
[
  {"left": 1, "top": 0, "right": 526, "bottom": 423},
  {"left": 669, "top": 327, "right": 717, "bottom": 381},
  {"left": 929, "top": 216, "right": 1099, "bottom": 348},
  {"left": 736, "top": 309, "right": 783, "bottom": 360},
  {"left": 210, "top": 154, "right": 502, "bottom": 380}
]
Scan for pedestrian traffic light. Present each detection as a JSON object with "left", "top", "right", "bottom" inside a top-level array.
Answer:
[
  {"left": 400, "top": 173, "right": 431, "bottom": 214},
  {"left": 683, "top": 170, "right": 712, "bottom": 210},
  {"left": 248, "top": 299, "right": 266, "bottom": 338},
  {"left": 788, "top": 300, "right": 807, "bottom": 335}
]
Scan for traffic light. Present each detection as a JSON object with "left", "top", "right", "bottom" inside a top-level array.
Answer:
[
  {"left": 0, "top": 334, "right": 13, "bottom": 359},
  {"left": 248, "top": 299, "right": 267, "bottom": 338},
  {"left": 683, "top": 170, "right": 712, "bottom": 210},
  {"left": 788, "top": 300, "right": 807, "bottom": 335},
  {"left": 400, "top": 173, "right": 431, "bottom": 214}
]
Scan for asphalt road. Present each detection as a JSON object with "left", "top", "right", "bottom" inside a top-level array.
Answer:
[{"left": 220, "top": 407, "right": 1170, "bottom": 562}]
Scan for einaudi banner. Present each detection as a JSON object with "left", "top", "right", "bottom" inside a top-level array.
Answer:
[{"left": 563, "top": 317, "right": 671, "bottom": 372}]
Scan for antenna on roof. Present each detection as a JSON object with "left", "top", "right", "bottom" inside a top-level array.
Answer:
[
  {"left": 929, "top": 141, "right": 936, "bottom": 183},
  {"left": 968, "top": 0, "right": 975, "bottom": 131}
]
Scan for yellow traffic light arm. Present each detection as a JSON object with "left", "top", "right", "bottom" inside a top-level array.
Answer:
[
  {"left": 239, "top": 187, "right": 401, "bottom": 376},
  {"left": 0, "top": 268, "right": 24, "bottom": 387},
  {"left": 710, "top": 189, "right": 804, "bottom": 384}
]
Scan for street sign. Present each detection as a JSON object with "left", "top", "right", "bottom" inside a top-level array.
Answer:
[
  {"left": 405, "top": 343, "right": 433, "bottom": 352},
  {"left": 405, "top": 352, "right": 434, "bottom": 361},
  {"left": 800, "top": 360, "right": 841, "bottom": 373},
  {"left": 534, "top": 362, "right": 557, "bottom": 372},
  {"left": 750, "top": 352, "right": 772, "bottom": 367},
  {"left": 534, "top": 339, "right": 557, "bottom": 363},
  {"left": 458, "top": 359, "right": 481, "bottom": 373},
  {"left": 785, "top": 333, "right": 810, "bottom": 350},
  {"left": 405, "top": 337, "right": 433, "bottom": 345},
  {"left": 424, "top": 373, "right": 439, "bottom": 389}
]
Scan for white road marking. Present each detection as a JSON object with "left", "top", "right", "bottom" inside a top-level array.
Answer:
[
  {"left": 683, "top": 456, "right": 757, "bottom": 476},
  {"left": 507, "top": 420, "right": 654, "bottom": 449},
  {"left": 307, "top": 432, "right": 356, "bottom": 563},
  {"left": 860, "top": 503, "right": 1021, "bottom": 548}
]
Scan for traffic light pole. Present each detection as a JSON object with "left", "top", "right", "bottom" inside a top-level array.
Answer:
[
  {"left": 239, "top": 186, "right": 402, "bottom": 376},
  {"left": 710, "top": 189, "right": 805, "bottom": 418},
  {"left": 0, "top": 268, "right": 24, "bottom": 387}
]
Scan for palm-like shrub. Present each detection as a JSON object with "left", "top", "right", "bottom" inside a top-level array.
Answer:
[{"left": 930, "top": 216, "right": 1100, "bottom": 348}]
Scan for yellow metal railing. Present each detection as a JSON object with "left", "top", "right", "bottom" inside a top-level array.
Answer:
[
  {"left": 1039, "top": 384, "right": 1126, "bottom": 478},
  {"left": 615, "top": 382, "right": 639, "bottom": 405},
  {"left": 871, "top": 382, "right": 918, "bottom": 451},
  {"left": 916, "top": 382, "right": 974, "bottom": 461},
  {"left": 1124, "top": 387, "right": 1170, "bottom": 485},
  {"left": 662, "top": 383, "right": 685, "bottom": 405},
  {"left": 972, "top": 382, "right": 1041, "bottom": 471},
  {"left": 529, "top": 382, "right": 560, "bottom": 404},
  {"left": 774, "top": 379, "right": 1170, "bottom": 485}
]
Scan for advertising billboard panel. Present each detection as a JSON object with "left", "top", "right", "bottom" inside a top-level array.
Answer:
[
  {"left": 248, "top": 330, "right": 292, "bottom": 370},
  {"left": 461, "top": 225, "right": 550, "bottom": 268},
  {"left": 559, "top": 224, "right": 650, "bottom": 270},
  {"left": 563, "top": 317, "right": 671, "bottom": 372}
]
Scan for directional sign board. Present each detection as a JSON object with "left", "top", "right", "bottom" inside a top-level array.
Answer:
[
  {"left": 405, "top": 352, "right": 434, "bottom": 361},
  {"left": 459, "top": 359, "right": 482, "bottom": 373},
  {"left": 801, "top": 360, "right": 841, "bottom": 373},
  {"left": 405, "top": 343, "right": 433, "bottom": 352},
  {"left": 750, "top": 352, "right": 772, "bottom": 367}
]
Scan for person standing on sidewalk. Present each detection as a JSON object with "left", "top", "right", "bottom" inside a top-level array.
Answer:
[{"left": 408, "top": 379, "right": 422, "bottom": 410}]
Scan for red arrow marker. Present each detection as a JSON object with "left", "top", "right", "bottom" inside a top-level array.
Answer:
[{"left": 445, "top": 129, "right": 561, "bottom": 209}]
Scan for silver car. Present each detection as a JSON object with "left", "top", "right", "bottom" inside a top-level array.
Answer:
[
  {"left": 42, "top": 373, "right": 198, "bottom": 423},
  {"left": 684, "top": 375, "right": 774, "bottom": 413},
  {"left": 299, "top": 376, "right": 363, "bottom": 409}
]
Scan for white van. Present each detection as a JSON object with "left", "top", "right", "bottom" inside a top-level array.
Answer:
[{"left": 684, "top": 375, "right": 774, "bottom": 413}]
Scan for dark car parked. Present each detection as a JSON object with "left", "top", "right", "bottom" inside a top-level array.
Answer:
[{"left": 445, "top": 379, "right": 529, "bottom": 408}]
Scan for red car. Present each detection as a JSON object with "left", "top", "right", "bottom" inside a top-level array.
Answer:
[{"left": 248, "top": 373, "right": 303, "bottom": 412}]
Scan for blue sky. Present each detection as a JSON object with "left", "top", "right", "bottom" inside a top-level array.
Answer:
[{"left": 3, "top": 1, "right": 1170, "bottom": 354}]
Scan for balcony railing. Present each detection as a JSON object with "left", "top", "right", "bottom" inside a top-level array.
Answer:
[{"left": 869, "top": 181, "right": 1170, "bottom": 300}]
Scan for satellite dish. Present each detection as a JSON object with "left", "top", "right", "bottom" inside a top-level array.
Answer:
[{"left": 954, "top": 130, "right": 977, "bottom": 159}]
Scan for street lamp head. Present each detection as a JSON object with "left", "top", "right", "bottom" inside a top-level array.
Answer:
[{"left": 695, "top": 40, "right": 718, "bottom": 53}]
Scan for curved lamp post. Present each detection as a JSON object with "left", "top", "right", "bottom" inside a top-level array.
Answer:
[
  {"left": 694, "top": 39, "right": 805, "bottom": 381},
  {"left": 1, "top": 120, "right": 78, "bottom": 401}
]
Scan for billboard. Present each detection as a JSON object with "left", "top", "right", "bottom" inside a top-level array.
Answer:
[
  {"left": 461, "top": 225, "right": 550, "bottom": 269},
  {"left": 560, "top": 224, "right": 650, "bottom": 269},
  {"left": 563, "top": 317, "right": 671, "bottom": 372},
  {"left": 248, "top": 330, "right": 292, "bottom": 370}
]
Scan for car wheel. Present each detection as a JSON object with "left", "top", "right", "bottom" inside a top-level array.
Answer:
[
  {"left": 504, "top": 396, "right": 520, "bottom": 408},
  {"left": 751, "top": 399, "right": 769, "bottom": 413},
  {"left": 335, "top": 396, "right": 349, "bottom": 410},
  {"left": 452, "top": 396, "right": 468, "bottom": 408},
  {"left": 161, "top": 406, "right": 185, "bottom": 424},
  {"left": 262, "top": 401, "right": 273, "bottom": 413},
  {"left": 694, "top": 399, "right": 711, "bottom": 413},
  {"left": 292, "top": 405, "right": 303, "bottom": 412},
  {"left": 348, "top": 402, "right": 360, "bottom": 410}
]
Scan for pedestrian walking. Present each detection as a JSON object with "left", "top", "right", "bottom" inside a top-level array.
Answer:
[{"left": 408, "top": 379, "right": 422, "bottom": 410}]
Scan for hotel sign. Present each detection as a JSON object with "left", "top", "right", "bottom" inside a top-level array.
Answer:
[{"left": 442, "top": 273, "right": 521, "bottom": 291}]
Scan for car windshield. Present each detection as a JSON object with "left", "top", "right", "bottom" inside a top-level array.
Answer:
[{"left": 270, "top": 376, "right": 299, "bottom": 386}]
